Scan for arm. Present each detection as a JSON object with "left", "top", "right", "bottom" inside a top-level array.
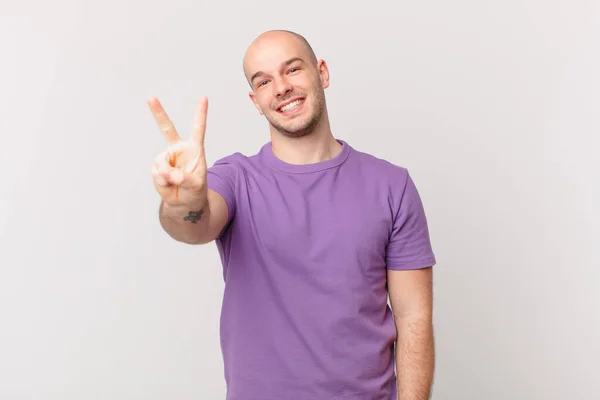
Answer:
[
  {"left": 159, "top": 189, "right": 229, "bottom": 245},
  {"left": 148, "top": 96, "right": 230, "bottom": 245},
  {"left": 387, "top": 266, "right": 435, "bottom": 400}
]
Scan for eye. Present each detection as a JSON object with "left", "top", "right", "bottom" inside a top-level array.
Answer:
[
  {"left": 289, "top": 67, "right": 299, "bottom": 73},
  {"left": 258, "top": 80, "right": 269, "bottom": 87}
]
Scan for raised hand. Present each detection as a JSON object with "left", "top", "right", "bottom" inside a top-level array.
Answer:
[{"left": 149, "top": 96, "right": 209, "bottom": 210}]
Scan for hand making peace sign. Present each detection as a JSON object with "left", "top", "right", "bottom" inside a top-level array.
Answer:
[{"left": 148, "top": 96, "right": 209, "bottom": 209}]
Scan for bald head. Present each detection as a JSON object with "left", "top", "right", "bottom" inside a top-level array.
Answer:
[
  {"left": 243, "top": 30, "right": 318, "bottom": 84},
  {"left": 242, "top": 29, "right": 330, "bottom": 139}
]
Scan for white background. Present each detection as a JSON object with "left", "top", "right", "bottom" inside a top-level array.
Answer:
[{"left": 1, "top": 1, "right": 598, "bottom": 399}]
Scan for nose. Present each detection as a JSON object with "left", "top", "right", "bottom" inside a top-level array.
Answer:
[{"left": 273, "top": 76, "right": 293, "bottom": 98}]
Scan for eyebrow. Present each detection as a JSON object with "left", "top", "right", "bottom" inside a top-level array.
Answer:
[{"left": 250, "top": 57, "right": 305, "bottom": 84}]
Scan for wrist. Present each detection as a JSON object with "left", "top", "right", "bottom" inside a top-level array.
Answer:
[
  {"left": 161, "top": 199, "right": 208, "bottom": 221},
  {"left": 162, "top": 196, "right": 207, "bottom": 211}
]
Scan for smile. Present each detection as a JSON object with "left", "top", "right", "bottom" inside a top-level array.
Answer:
[{"left": 277, "top": 98, "right": 305, "bottom": 114}]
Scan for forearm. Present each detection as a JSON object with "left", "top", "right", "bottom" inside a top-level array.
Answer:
[
  {"left": 159, "top": 200, "right": 212, "bottom": 244},
  {"left": 395, "top": 316, "right": 435, "bottom": 400}
]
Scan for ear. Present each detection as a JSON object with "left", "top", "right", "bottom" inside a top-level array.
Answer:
[
  {"left": 248, "top": 91, "right": 263, "bottom": 115},
  {"left": 317, "top": 59, "right": 330, "bottom": 89}
]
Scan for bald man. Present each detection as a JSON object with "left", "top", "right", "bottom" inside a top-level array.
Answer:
[{"left": 149, "top": 30, "right": 437, "bottom": 400}]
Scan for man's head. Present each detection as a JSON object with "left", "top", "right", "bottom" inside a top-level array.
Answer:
[{"left": 243, "top": 30, "right": 330, "bottom": 138}]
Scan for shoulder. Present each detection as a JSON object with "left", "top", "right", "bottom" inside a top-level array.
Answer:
[
  {"left": 207, "top": 145, "right": 266, "bottom": 185},
  {"left": 210, "top": 141, "right": 268, "bottom": 168},
  {"left": 211, "top": 151, "right": 249, "bottom": 168},
  {"left": 348, "top": 146, "right": 430, "bottom": 222},
  {"left": 206, "top": 152, "right": 247, "bottom": 189},
  {"left": 209, "top": 148, "right": 259, "bottom": 173},
  {"left": 348, "top": 145, "right": 411, "bottom": 189}
]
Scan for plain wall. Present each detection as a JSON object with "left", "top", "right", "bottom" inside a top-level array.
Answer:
[{"left": 1, "top": 1, "right": 598, "bottom": 399}]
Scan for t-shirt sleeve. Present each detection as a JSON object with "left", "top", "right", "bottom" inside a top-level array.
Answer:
[
  {"left": 386, "top": 170, "right": 437, "bottom": 270},
  {"left": 206, "top": 157, "right": 238, "bottom": 238}
]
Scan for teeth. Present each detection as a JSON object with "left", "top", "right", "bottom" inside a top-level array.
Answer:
[{"left": 280, "top": 99, "right": 303, "bottom": 112}]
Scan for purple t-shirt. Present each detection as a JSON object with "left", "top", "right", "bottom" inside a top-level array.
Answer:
[{"left": 207, "top": 139, "right": 436, "bottom": 400}]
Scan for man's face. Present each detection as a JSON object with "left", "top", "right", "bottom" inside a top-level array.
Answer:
[{"left": 245, "top": 37, "right": 329, "bottom": 138}]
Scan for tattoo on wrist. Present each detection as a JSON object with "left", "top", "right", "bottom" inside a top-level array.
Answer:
[{"left": 183, "top": 208, "right": 204, "bottom": 224}]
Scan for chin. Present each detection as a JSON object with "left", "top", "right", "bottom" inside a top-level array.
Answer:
[
  {"left": 267, "top": 100, "right": 324, "bottom": 138},
  {"left": 274, "top": 118, "right": 320, "bottom": 138},
  {"left": 278, "top": 128, "right": 313, "bottom": 139}
]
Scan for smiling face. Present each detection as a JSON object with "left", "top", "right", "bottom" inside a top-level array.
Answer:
[{"left": 244, "top": 32, "right": 330, "bottom": 138}]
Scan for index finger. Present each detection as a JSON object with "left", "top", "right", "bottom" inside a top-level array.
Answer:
[
  {"left": 191, "top": 96, "right": 208, "bottom": 149},
  {"left": 148, "top": 96, "right": 181, "bottom": 145}
]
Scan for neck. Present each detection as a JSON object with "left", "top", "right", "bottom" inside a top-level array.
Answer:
[{"left": 269, "top": 112, "right": 342, "bottom": 165}]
